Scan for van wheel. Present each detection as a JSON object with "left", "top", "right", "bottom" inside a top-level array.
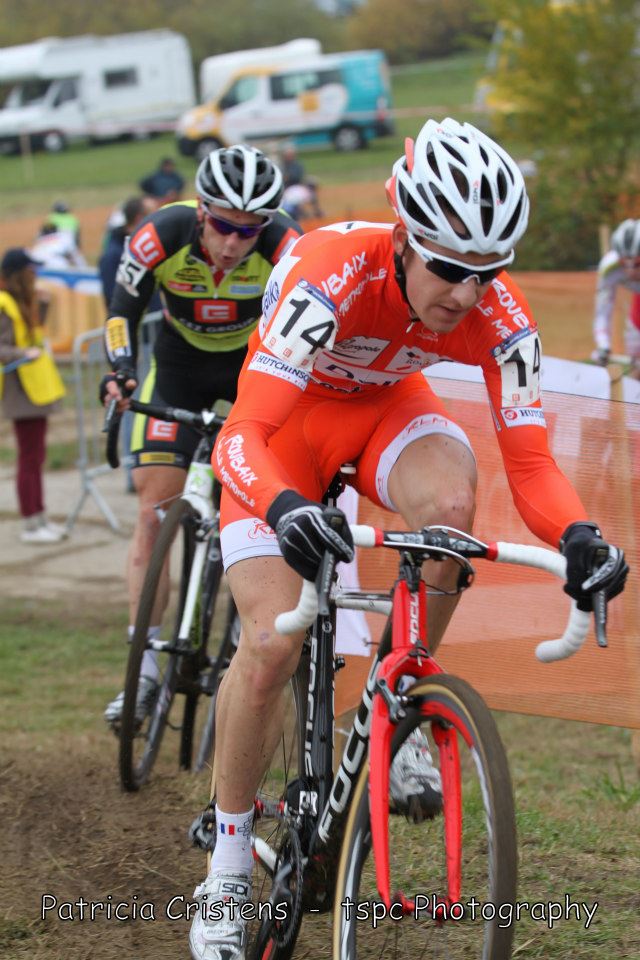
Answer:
[
  {"left": 332, "top": 125, "right": 365, "bottom": 152},
  {"left": 42, "top": 130, "right": 66, "bottom": 153},
  {"left": 195, "top": 138, "right": 224, "bottom": 162}
]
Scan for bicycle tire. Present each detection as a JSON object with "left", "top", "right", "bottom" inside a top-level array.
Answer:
[
  {"left": 119, "top": 498, "right": 197, "bottom": 792},
  {"left": 333, "top": 673, "right": 517, "bottom": 960},
  {"left": 179, "top": 542, "right": 225, "bottom": 772},
  {"left": 191, "top": 598, "right": 239, "bottom": 774}
]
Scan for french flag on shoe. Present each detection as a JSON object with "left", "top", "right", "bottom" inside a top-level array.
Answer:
[{"left": 219, "top": 822, "right": 236, "bottom": 835}]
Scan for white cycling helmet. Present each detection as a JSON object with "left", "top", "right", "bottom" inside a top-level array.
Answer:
[
  {"left": 611, "top": 218, "right": 640, "bottom": 259},
  {"left": 386, "top": 118, "right": 529, "bottom": 256},
  {"left": 195, "top": 144, "right": 284, "bottom": 217}
]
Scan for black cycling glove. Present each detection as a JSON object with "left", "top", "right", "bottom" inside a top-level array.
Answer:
[
  {"left": 98, "top": 368, "right": 137, "bottom": 405},
  {"left": 560, "top": 522, "right": 628, "bottom": 612},
  {"left": 267, "top": 490, "right": 354, "bottom": 581}
]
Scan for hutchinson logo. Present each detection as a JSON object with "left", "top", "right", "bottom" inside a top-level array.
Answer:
[{"left": 501, "top": 407, "right": 546, "bottom": 428}]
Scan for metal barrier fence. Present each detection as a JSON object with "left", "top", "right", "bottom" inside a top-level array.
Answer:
[{"left": 65, "top": 312, "right": 162, "bottom": 534}]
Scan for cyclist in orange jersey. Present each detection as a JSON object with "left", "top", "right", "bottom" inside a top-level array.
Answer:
[{"left": 189, "top": 118, "right": 628, "bottom": 960}]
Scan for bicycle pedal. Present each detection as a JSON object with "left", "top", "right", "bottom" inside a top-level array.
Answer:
[{"left": 189, "top": 807, "right": 216, "bottom": 851}]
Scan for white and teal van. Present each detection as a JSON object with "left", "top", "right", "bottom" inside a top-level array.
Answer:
[{"left": 176, "top": 50, "right": 394, "bottom": 160}]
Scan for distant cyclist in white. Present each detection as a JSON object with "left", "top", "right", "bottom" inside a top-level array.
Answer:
[{"left": 592, "top": 218, "right": 640, "bottom": 377}]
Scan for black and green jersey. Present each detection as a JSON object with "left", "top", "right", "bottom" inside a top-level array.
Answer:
[{"left": 106, "top": 200, "right": 302, "bottom": 365}]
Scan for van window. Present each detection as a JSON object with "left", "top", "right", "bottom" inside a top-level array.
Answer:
[
  {"left": 104, "top": 68, "right": 137, "bottom": 89},
  {"left": 270, "top": 68, "right": 342, "bottom": 101},
  {"left": 52, "top": 78, "right": 78, "bottom": 107},
  {"left": 15, "top": 79, "right": 51, "bottom": 106},
  {"left": 219, "top": 75, "right": 259, "bottom": 109}
]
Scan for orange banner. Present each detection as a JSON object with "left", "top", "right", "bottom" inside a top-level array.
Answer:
[{"left": 339, "top": 379, "right": 640, "bottom": 729}]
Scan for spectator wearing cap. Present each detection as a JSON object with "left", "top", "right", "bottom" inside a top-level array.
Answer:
[
  {"left": 0, "top": 248, "right": 67, "bottom": 543},
  {"left": 139, "top": 157, "right": 185, "bottom": 208}
]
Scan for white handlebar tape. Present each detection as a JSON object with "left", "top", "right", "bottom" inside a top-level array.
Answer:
[
  {"left": 274, "top": 579, "right": 318, "bottom": 634},
  {"left": 535, "top": 605, "right": 591, "bottom": 662},
  {"left": 494, "top": 541, "right": 566, "bottom": 578}
]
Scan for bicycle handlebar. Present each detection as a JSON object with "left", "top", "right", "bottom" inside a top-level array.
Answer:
[
  {"left": 275, "top": 526, "right": 593, "bottom": 664},
  {"left": 489, "top": 541, "right": 590, "bottom": 662},
  {"left": 102, "top": 397, "right": 226, "bottom": 470}
]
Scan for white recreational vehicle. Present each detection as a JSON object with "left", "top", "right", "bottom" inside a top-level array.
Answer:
[
  {"left": 198, "top": 39, "right": 322, "bottom": 103},
  {"left": 0, "top": 30, "right": 196, "bottom": 154}
]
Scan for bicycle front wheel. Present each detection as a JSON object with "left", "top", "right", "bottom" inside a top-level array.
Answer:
[
  {"left": 333, "top": 673, "right": 517, "bottom": 960},
  {"left": 119, "top": 498, "right": 198, "bottom": 792}
]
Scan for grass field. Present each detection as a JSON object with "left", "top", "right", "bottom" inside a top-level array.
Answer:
[
  {"left": 0, "top": 599, "right": 639, "bottom": 959},
  {"left": 0, "top": 52, "right": 487, "bottom": 216}
]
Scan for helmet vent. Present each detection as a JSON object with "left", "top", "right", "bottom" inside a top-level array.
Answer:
[
  {"left": 480, "top": 176, "right": 494, "bottom": 233},
  {"left": 496, "top": 169, "right": 508, "bottom": 202},
  {"left": 451, "top": 166, "right": 469, "bottom": 202},
  {"left": 434, "top": 187, "right": 472, "bottom": 241},
  {"left": 400, "top": 182, "right": 436, "bottom": 231},
  {"left": 441, "top": 142, "right": 465, "bottom": 166},
  {"left": 426, "top": 143, "right": 441, "bottom": 179},
  {"left": 499, "top": 196, "right": 524, "bottom": 243}
]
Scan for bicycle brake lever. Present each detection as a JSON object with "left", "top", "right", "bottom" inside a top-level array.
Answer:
[
  {"left": 316, "top": 551, "right": 336, "bottom": 617},
  {"left": 101, "top": 396, "right": 119, "bottom": 433},
  {"left": 592, "top": 589, "right": 608, "bottom": 648}
]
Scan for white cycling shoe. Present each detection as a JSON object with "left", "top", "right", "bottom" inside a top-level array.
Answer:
[
  {"left": 189, "top": 871, "right": 251, "bottom": 960},
  {"left": 103, "top": 675, "right": 159, "bottom": 732},
  {"left": 389, "top": 728, "right": 443, "bottom": 819}
]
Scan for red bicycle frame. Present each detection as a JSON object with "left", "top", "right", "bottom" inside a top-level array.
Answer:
[{"left": 368, "top": 577, "right": 463, "bottom": 914}]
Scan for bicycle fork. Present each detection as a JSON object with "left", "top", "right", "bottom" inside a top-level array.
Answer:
[{"left": 368, "top": 577, "right": 462, "bottom": 914}]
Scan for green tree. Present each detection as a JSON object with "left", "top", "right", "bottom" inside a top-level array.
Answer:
[{"left": 480, "top": 0, "right": 640, "bottom": 268}]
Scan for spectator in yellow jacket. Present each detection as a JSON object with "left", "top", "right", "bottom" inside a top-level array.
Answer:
[{"left": 0, "top": 248, "right": 67, "bottom": 543}]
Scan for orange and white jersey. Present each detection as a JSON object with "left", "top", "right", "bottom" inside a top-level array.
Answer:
[
  {"left": 214, "top": 222, "right": 586, "bottom": 547},
  {"left": 255, "top": 222, "right": 539, "bottom": 399}
]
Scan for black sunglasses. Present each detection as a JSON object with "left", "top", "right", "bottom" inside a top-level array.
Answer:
[
  {"left": 407, "top": 233, "right": 511, "bottom": 285},
  {"left": 203, "top": 209, "right": 270, "bottom": 240}
]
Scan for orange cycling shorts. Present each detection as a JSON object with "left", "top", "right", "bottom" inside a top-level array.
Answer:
[{"left": 219, "top": 372, "right": 474, "bottom": 570}]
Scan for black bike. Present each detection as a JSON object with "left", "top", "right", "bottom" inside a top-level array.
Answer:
[{"left": 105, "top": 399, "right": 239, "bottom": 791}]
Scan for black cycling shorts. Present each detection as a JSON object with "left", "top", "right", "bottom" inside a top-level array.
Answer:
[{"left": 129, "top": 325, "right": 247, "bottom": 469}]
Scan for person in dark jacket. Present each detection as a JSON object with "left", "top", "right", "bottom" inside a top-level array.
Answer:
[
  {"left": 98, "top": 196, "right": 153, "bottom": 307},
  {"left": 139, "top": 157, "right": 186, "bottom": 207}
]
